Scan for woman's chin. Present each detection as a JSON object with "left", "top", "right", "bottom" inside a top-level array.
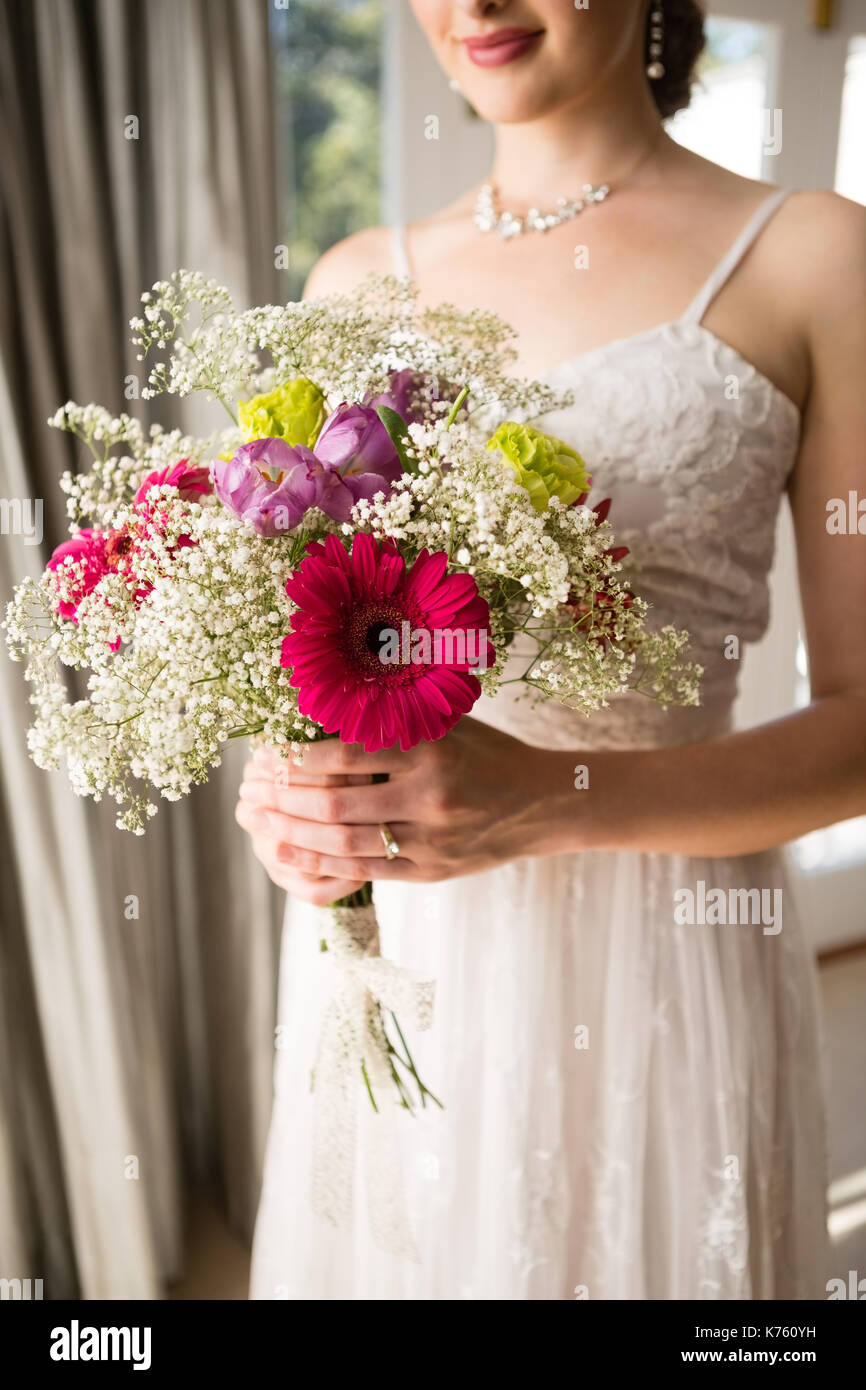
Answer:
[{"left": 459, "top": 85, "right": 566, "bottom": 127}]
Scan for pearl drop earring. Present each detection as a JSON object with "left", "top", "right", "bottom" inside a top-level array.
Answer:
[
  {"left": 646, "top": 3, "right": 665, "bottom": 80},
  {"left": 449, "top": 77, "right": 461, "bottom": 93}
]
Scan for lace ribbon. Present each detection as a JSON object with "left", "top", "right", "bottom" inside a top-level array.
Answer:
[{"left": 311, "top": 904, "right": 435, "bottom": 1260}]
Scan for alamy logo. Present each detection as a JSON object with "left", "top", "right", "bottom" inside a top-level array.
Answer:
[
  {"left": 673, "top": 880, "right": 782, "bottom": 935},
  {"left": 377, "top": 621, "right": 489, "bottom": 672},
  {"left": 0, "top": 1277, "right": 43, "bottom": 1299},
  {"left": 826, "top": 1270, "right": 866, "bottom": 1299},
  {"left": 826, "top": 491, "right": 866, "bottom": 535},
  {"left": 0, "top": 497, "right": 43, "bottom": 546},
  {"left": 50, "top": 1320, "right": 151, "bottom": 1370}
]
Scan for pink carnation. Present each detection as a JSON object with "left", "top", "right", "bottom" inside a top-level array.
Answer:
[
  {"left": 133, "top": 458, "right": 212, "bottom": 505},
  {"left": 47, "top": 528, "right": 112, "bottom": 621},
  {"left": 133, "top": 457, "right": 212, "bottom": 551},
  {"left": 45, "top": 458, "right": 207, "bottom": 635}
]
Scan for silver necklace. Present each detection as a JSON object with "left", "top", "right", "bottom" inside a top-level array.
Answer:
[{"left": 473, "top": 181, "right": 611, "bottom": 240}]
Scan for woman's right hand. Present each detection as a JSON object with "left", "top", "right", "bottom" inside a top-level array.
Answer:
[{"left": 235, "top": 751, "right": 369, "bottom": 906}]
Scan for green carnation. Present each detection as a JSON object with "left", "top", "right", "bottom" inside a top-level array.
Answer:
[
  {"left": 486, "top": 421, "right": 589, "bottom": 512},
  {"left": 238, "top": 378, "right": 327, "bottom": 448}
]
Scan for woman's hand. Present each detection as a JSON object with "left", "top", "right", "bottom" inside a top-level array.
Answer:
[
  {"left": 234, "top": 718, "right": 576, "bottom": 895},
  {"left": 234, "top": 762, "right": 372, "bottom": 907}
]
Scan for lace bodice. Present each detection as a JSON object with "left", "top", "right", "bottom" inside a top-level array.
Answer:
[{"left": 393, "top": 189, "right": 802, "bottom": 751}]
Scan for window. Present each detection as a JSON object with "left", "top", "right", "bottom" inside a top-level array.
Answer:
[
  {"left": 669, "top": 18, "right": 774, "bottom": 178},
  {"left": 272, "top": 0, "right": 384, "bottom": 300},
  {"left": 835, "top": 37, "right": 866, "bottom": 205},
  {"left": 792, "top": 636, "right": 866, "bottom": 873}
]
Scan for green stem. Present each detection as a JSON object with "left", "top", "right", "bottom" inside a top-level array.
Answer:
[
  {"left": 360, "top": 1062, "right": 379, "bottom": 1113},
  {"left": 328, "top": 877, "right": 373, "bottom": 910},
  {"left": 389, "top": 1011, "right": 444, "bottom": 1110},
  {"left": 444, "top": 385, "right": 470, "bottom": 430}
]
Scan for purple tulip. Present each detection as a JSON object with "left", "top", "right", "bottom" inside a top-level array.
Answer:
[
  {"left": 211, "top": 439, "right": 320, "bottom": 537},
  {"left": 314, "top": 403, "right": 403, "bottom": 484},
  {"left": 365, "top": 369, "right": 456, "bottom": 426},
  {"left": 211, "top": 433, "right": 399, "bottom": 536}
]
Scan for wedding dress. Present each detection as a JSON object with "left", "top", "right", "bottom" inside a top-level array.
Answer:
[{"left": 249, "top": 187, "right": 828, "bottom": 1300}]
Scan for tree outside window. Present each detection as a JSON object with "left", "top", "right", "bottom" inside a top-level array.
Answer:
[{"left": 272, "top": 0, "right": 384, "bottom": 300}]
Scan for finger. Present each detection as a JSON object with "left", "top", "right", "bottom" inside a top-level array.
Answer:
[
  {"left": 239, "top": 801, "right": 413, "bottom": 861},
  {"left": 238, "top": 778, "right": 405, "bottom": 825},
  {"left": 236, "top": 801, "right": 422, "bottom": 884},
  {"left": 235, "top": 797, "right": 290, "bottom": 848},
  {"left": 237, "top": 797, "right": 413, "bottom": 863},
  {"left": 280, "top": 867, "right": 369, "bottom": 905},
  {"left": 276, "top": 839, "right": 422, "bottom": 884},
  {"left": 242, "top": 761, "right": 374, "bottom": 790},
  {"left": 252, "top": 740, "right": 409, "bottom": 777},
  {"left": 235, "top": 804, "right": 367, "bottom": 897},
  {"left": 263, "top": 815, "right": 413, "bottom": 862}
]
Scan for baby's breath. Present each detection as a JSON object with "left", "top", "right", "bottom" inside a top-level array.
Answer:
[{"left": 5, "top": 275, "right": 700, "bottom": 831}]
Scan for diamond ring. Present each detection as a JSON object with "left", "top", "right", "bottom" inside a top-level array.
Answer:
[{"left": 378, "top": 823, "right": 400, "bottom": 859}]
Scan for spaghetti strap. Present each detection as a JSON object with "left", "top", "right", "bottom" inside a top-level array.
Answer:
[
  {"left": 391, "top": 223, "right": 412, "bottom": 280},
  {"left": 681, "top": 188, "right": 793, "bottom": 326}
]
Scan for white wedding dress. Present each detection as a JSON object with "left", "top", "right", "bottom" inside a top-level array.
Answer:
[{"left": 249, "top": 187, "right": 828, "bottom": 1300}]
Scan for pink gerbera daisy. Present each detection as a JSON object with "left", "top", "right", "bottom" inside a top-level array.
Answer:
[{"left": 281, "top": 532, "right": 495, "bottom": 751}]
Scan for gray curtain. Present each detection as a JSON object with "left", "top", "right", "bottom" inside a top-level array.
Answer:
[{"left": 0, "top": 0, "right": 284, "bottom": 1298}]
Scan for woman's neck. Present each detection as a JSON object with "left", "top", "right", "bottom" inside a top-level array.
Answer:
[{"left": 489, "top": 83, "right": 667, "bottom": 206}]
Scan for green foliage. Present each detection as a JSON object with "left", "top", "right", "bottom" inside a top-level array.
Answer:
[{"left": 274, "top": 0, "right": 384, "bottom": 298}]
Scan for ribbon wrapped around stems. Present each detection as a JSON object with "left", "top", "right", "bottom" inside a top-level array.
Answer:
[{"left": 310, "top": 903, "right": 437, "bottom": 1259}]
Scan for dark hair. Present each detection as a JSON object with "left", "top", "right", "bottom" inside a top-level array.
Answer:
[{"left": 646, "top": 0, "right": 706, "bottom": 120}]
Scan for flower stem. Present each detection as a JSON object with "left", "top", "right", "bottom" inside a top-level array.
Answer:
[
  {"left": 445, "top": 386, "right": 470, "bottom": 430},
  {"left": 328, "top": 878, "right": 373, "bottom": 910},
  {"left": 360, "top": 1062, "right": 379, "bottom": 1113},
  {"left": 387, "top": 1010, "right": 443, "bottom": 1110}
]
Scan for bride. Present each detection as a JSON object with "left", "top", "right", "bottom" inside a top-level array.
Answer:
[{"left": 238, "top": 0, "right": 866, "bottom": 1299}]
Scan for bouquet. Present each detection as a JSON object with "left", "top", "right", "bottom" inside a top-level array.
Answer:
[{"left": 5, "top": 271, "right": 700, "bottom": 1252}]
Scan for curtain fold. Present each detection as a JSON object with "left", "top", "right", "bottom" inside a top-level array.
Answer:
[{"left": 0, "top": 0, "right": 285, "bottom": 1298}]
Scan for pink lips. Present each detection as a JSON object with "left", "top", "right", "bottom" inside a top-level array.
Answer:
[{"left": 461, "top": 27, "right": 544, "bottom": 68}]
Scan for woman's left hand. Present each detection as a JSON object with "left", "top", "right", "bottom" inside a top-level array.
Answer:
[{"left": 235, "top": 718, "right": 576, "bottom": 883}]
